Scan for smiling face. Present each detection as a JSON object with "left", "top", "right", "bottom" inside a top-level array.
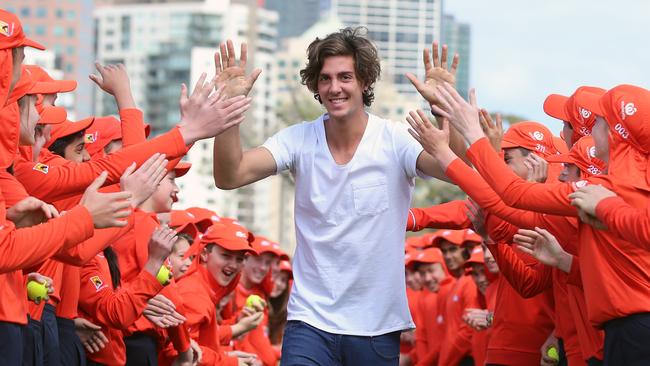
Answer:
[
  {"left": 417, "top": 262, "right": 446, "bottom": 293},
  {"left": 317, "top": 55, "right": 366, "bottom": 122},
  {"left": 169, "top": 237, "right": 192, "bottom": 280},
  {"left": 405, "top": 267, "right": 422, "bottom": 291},
  {"left": 202, "top": 244, "right": 247, "bottom": 287},
  {"left": 270, "top": 270, "right": 290, "bottom": 298},
  {"left": 439, "top": 240, "right": 467, "bottom": 274},
  {"left": 243, "top": 252, "right": 277, "bottom": 286},
  {"left": 149, "top": 171, "right": 179, "bottom": 213}
]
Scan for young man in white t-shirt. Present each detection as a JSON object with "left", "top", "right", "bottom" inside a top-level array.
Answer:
[{"left": 212, "top": 27, "right": 461, "bottom": 365}]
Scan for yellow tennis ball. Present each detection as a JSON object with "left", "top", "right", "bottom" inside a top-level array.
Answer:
[
  {"left": 547, "top": 346, "right": 559, "bottom": 362},
  {"left": 156, "top": 265, "right": 172, "bottom": 285},
  {"left": 27, "top": 280, "right": 48, "bottom": 303},
  {"left": 245, "top": 294, "right": 264, "bottom": 309}
]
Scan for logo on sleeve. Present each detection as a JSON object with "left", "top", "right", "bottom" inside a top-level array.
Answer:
[
  {"left": 32, "top": 163, "right": 49, "bottom": 174},
  {"left": 0, "top": 21, "right": 13, "bottom": 37},
  {"left": 90, "top": 276, "right": 105, "bottom": 291}
]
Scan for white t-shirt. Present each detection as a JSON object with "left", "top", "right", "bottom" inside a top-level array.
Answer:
[{"left": 263, "top": 113, "right": 424, "bottom": 336}]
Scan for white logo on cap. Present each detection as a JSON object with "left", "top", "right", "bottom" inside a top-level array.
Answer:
[
  {"left": 588, "top": 146, "right": 597, "bottom": 158},
  {"left": 442, "top": 230, "right": 451, "bottom": 236},
  {"left": 235, "top": 231, "right": 247, "bottom": 239},
  {"left": 532, "top": 131, "right": 544, "bottom": 141},
  {"left": 211, "top": 215, "right": 220, "bottom": 221},
  {"left": 621, "top": 101, "right": 637, "bottom": 120},
  {"left": 186, "top": 212, "right": 195, "bottom": 218},
  {"left": 417, "top": 253, "right": 425, "bottom": 260},
  {"left": 437, "top": 315, "right": 444, "bottom": 324},
  {"left": 261, "top": 240, "right": 270, "bottom": 246},
  {"left": 580, "top": 108, "right": 592, "bottom": 119}
]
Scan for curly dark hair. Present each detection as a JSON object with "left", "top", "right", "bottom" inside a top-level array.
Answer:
[{"left": 300, "top": 26, "right": 381, "bottom": 107}]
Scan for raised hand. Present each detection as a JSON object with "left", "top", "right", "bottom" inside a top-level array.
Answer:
[
  {"left": 177, "top": 75, "right": 251, "bottom": 145},
  {"left": 215, "top": 40, "right": 262, "bottom": 98},
  {"left": 74, "top": 318, "right": 108, "bottom": 353},
  {"left": 147, "top": 226, "right": 177, "bottom": 266},
  {"left": 406, "top": 42, "right": 459, "bottom": 106},
  {"left": 430, "top": 84, "right": 484, "bottom": 145},
  {"left": 568, "top": 184, "right": 616, "bottom": 217},
  {"left": 513, "top": 227, "right": 572, "bottom": 272},
  {"left": 120, "top": 153, "right": 168, "bottom": 208},
  {"left": 89, "top": 62, "right": 131, "bottom": 96},
  {"left": 524, "top": 153, "right": 548, "bottom": 183},
  {"left": 406, "top": 110, "right": 450, "bottom": 158},
  {"left": 80, "top": 172, "right": 132, "bottom": 229},
  {"left": 7, "top": 196, "right": 59, "bottom": 228},
  {"left": 479, "top": 109, "right": 503, "bottom": 152}
]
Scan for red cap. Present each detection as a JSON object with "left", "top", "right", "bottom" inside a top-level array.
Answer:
[
  {"left": 6, "top": 67, "right": 36, "bottom": 104},
  {"left": 271, "top": 243, "right": 290, "bottom": 261},
  {"left": 546, "top": 136, "right": 606, "bottom": 176},
  {"left": 185, "top": 222, "right": 256, "bottom": 260},
  {"left": 464, "top": 246, "right": 485, "bottom": 267},
  {"left": 577, "top": 84, "right": 650, "bottom": 154},
  {"left": 552, "top": 136, "right": 569, "bottom": 155},
  {"left": 250, "top": 236, "right": 283, "bottom": 258},
  {"left": 83, "top": 116, "right": 120, "bottom": 157},
  {"left": 24, "top": 65, "right": 76, "bottom": 94},
  {"left": 173, "top": 162, "right": 191, "bottom": 178},
  {"left": 501, "top": 122, "right": 559, "bottom": 157},
  {"left": 39, "top": 106, "right": 67, "bottom": 125},
  {"left": 544, "top": 87, "right": 606, "bottom": 143},
  {"left": 278, "top": 260, "right": 293, "bottom": 277},
  {"left": 410, "top": 247, "right": 444, "bottom": 266},
  {"left": 45, "top": 117, "right": 95, "bottom": 148},
  {"left": 0, "top": 10, "right": 45, "bottom": 50},
  {"left": 431, "top": 229, "right": 466, "bottom": 247},
  {"left": 169, "top": 210, "right": 200, "bottom": 241},
  {"left": 462, "top": 229, "right": 482, "bottom": 247},
  {"left": 186, "top": 207, "right": 220, "bottom": 232},
  {"left": 406, "top": 235, "right": 428, "bottom": 249}
]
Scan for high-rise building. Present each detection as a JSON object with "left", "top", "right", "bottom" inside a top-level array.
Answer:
[
  {"left": 94, "top": 0, "right": 295, "bottom": 252},
  {"left": 326, "top": 0, "right": 443, "bottom": 98},
  {"left": 4, "top": 0, "right": 95, "bottom": 118},
  {"left": 263, "top": 0, "right": 321, "bottom": 41},
  {"left": 442, "top": 14, "right": 470, "bottom": 99}
]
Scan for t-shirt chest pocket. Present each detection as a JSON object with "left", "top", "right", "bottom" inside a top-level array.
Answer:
[{"left": 351, "top": 177, "right": 389, "bottom": 216}]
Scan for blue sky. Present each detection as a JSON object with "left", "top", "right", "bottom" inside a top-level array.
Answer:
[{"left": 444, "top": 0, "right": 650, "bottom": 133}]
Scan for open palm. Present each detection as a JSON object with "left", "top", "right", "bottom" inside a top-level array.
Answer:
[
  {"left": 215, "top": 40, "right": 262, "bottom": 98},
  {"left": 406, "top": 42, "right": 459, "bottom": 105}
]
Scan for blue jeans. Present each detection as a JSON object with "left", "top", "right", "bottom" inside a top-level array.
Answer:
[{"left": 281, "top": 320, "right": 401, "bottom": 366}]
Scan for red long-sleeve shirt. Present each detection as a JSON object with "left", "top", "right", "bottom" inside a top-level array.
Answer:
[
  {"left": 444, "top": 158, "right": 593, "bottom": 362},
  {"left": 176, "top": 265, "right": 239, "bottom": 366},
  {"left": 467, "top": 137, "right": 650, "bottom": 327},
  {"left": 78, "top": 252, "right": 163, "bottom": 365},
  {"left": 596, "top": 196, "right": 650, "bottom": 245},
  {"left": 437, "top": 275, "right": 479, "bottom": 365}
]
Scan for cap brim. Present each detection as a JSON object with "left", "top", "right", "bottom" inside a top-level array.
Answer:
[
  {"left": 545, "top": 153, "right": 572, "bottom": 164},
  {"left": 38, "top": 106, "right": 67, "bottom": 125},
  {"left": 543, "top": 94, "right": 570, "bottom": 121},
  {"left": 500, "top": 139, "right": 521, "bottom": 149},
  {"left": 174, "top": 162, "right": 191, "bottom": 178},
  {"left": 30, "top": 80, "right": 77, "bottom": 94},
  {"left": 21, "top": 38, "right": 46, "bottom": 51}
]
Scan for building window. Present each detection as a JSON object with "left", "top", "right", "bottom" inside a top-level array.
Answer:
[
  {"left": 20, "top": 7, "right": 30, "bottom": 17},
  {"left": 67, "top": 28, "right": 75, "bottom": 37},
  {"left": 66, "top": 45, "right": 75, "bottom": 55},
  {"left": 53, "top": 26, "right": 64, "bottom": 37},
  {"left": 56, "top": 9, "right": 63, "bottom": 18},
  {"left": 66, "top": 63, "right": 74, "bottom": 73},
  {"left": 106, "top": 43, "right": 114, "bottom": 51},
  {"left": 36, "top": 7, "right": 47, "bottom": 18},
  {"left": 35, "top": 25, "right": 46, "bottom": 36},
  {"left": 67, "top": 10, "right": 76, "bottom": 20}
]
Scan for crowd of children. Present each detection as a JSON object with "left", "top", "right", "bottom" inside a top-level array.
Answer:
[{"left": 3, "top": 6, "right": 650, "bottom": 366}]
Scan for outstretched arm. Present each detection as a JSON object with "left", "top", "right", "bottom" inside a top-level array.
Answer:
[{"left": 211, "top": 40, "right": 278, "bottom": 189}]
